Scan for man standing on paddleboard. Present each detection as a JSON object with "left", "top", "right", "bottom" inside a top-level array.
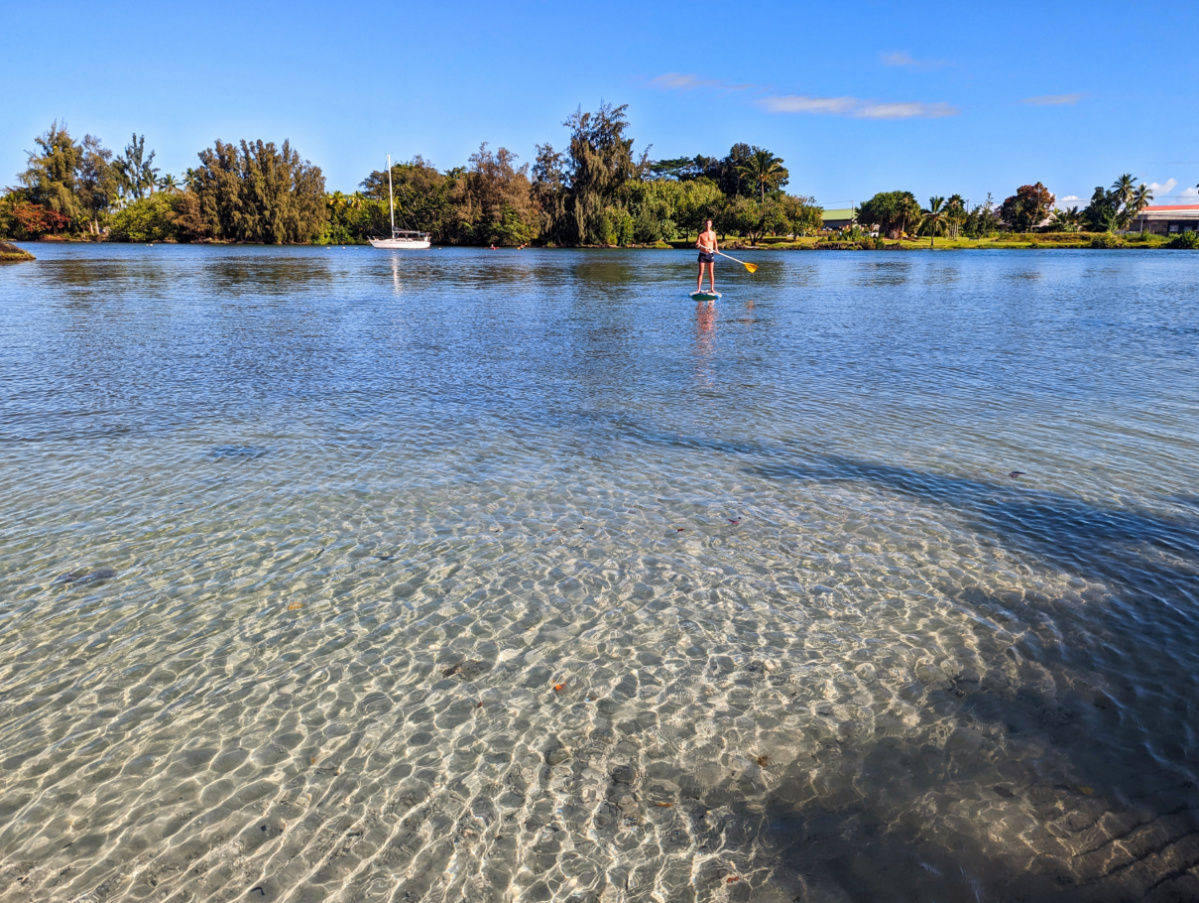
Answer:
[{"left": 696, "top": 219, "right": 718, "bottom": 295}]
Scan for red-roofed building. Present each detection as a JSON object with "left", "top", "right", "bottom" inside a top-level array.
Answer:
[{"left": 1130, "top": 204, "right": 1199, "bottom": 235}]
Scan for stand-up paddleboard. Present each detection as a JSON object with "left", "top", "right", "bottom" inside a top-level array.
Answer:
[{"left": 690, "top": 290, "right": 721, "bottom": 301}]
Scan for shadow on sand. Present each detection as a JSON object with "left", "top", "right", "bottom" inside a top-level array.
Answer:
[{"left": 620, "top": 425, "right": 1199, "bottom": 900}]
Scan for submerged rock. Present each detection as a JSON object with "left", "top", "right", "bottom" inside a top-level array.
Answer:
[
  {"left": 441, "top": 659, "right": 490, "bottom": 680},
  {"left": 210, "top": 445, "right": 269, "bottom": 460},
  {"left": 610, "top": 764, "right": 638, "bottom": 785},
  {"left": 54, "top": 568, "right": 117, "bottom": 586},
  {"left": 545, "top": 740, "right": 570, "bottom": 766}
]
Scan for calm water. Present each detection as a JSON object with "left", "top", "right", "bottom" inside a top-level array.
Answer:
[{"left": 2, "top": 244, "right": 1198, "bottom": 903}]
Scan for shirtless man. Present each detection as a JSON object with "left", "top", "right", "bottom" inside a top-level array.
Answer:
[{"left": 696, "top": 219, "right": 718, "bottom": 294}]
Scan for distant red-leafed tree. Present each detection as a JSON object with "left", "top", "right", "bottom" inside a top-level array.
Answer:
[
  {"left": 12, "top": 202, "right": 71, "bottom": 238},
  {"left": 999, "top": 183, "right": 1055, "bottom": 231}
]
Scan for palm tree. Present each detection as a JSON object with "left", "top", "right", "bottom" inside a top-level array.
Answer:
[
  {"left": 1129, "top": 183, "right": 1153, "bottom": 213},
  {"left": 897, "top": 193, "right": 923, "bottom": 237},
  {"left": 1050, "top": 206, "right": 1083, "bottom": 232},
  {"left": 945, "top": 194, "right": 966, "bottom": 239},
  {"left": 1111, "top": 173, "right": 1137, "bottom": 208},
  {"left": 921, "top": 196, "right": 946, "bottom": 246},
  {"left": 1126, "top": 183, "right": 1154, "bottom": 231},
  {"left": 739, "top": 148, "right": 788, "bottom": 202},
  {"left": 157, "top": 173, "right": 179, "bottom": 194}
]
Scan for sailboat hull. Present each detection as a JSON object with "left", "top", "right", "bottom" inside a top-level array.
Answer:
[{"left": 369, "top": 237, "right": 432, "bottom": 250}]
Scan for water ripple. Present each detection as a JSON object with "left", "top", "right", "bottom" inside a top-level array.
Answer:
[{"left": 0, "top": 246, "right": 1197, "bottom": 901}]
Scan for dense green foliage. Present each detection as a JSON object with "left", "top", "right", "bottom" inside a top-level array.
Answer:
[
  {"left": 0, "top": 124, "right": 326, "bottom": 243},
  {"left": 852, "top": 174, "right": 1163, "bottom": 240},
  {"left": 857, "top": 191, "right": 922, "bottom": 238},
  {"left": 1081, "top": 175, "right": 1154, "bottom": 232},
  {"left": 107, "top": 193, "right": 195, "bottom": 242},
  {"left": 999, "top": 183, "right": 1055, "bottom": 231},
  {"left": 332, "top": 106, "right": 816, "bottom": 246},
  {"left": 3, "top": 116, "right": 1181, "bottom": 248},
  {"left": 0, "top": 111, "right": 820, "bottom": 246},
  {"left": 190, "top": 139, "right": 326, "bottom": 242},
  {"left": 1168, "top": 230, "right": 1198, "bottom": 249}
]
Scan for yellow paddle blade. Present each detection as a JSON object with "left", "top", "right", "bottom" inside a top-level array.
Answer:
[{"left": 743, "top": 261, "right": 758, "bottom": 274}]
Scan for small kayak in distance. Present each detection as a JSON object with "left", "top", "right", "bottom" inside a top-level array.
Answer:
[{"left": 690, "top": 290, "right": 721, "bottom": 301}]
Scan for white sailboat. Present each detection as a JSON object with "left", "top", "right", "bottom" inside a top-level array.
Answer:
[{"left": 369, "top": 154, "right": 432, "bottom": 249}]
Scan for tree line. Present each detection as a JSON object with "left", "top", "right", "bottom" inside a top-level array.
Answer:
[
  {"left": 853, "top": 175, "right": 1160, "bottom": 244},
  {"left": 1, "top": 111, "right": 1183, "bottom": 246},
  {"left": 0, "top": 122, "right": 328, "bottom": 244},
  {"left": 0, "top": 107, "right": 821, "bottom": 245}
]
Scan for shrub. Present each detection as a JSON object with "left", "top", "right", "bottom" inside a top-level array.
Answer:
[
  {"left": 599, "top": 207, "right": 634, "bottom": 246},
  {"left": 108, "top": 194, "right": 182, "bottom": 242},
  {"left": 1090, "top": 233, "right": 1121, "bottom": 249},
  {"left": 314, "top": 223, "right": 357, "bottom": 245},
  {"left": 0, "top": 199, "right": 71, "bottom": 239},
  {"left": 1000, "top": 231, "right": 1089, "bottom": 244},
  {"left": 1168, "top": 230, "right": 1198, "bottom": 250}
]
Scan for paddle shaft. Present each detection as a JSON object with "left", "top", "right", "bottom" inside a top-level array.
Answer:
[{"left": 716, "top": 250, "right": 757, "bottom": 272}]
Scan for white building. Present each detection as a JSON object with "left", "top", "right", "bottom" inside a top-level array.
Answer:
[{"left": 1130, "top": 204, "right": 1199, "bottom": 235}]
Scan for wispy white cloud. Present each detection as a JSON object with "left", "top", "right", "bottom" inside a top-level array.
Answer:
[
  {"left": 880, "top": 51, "right": 949, "bottom": 70},
  {"left": 1056, "top": 195, "right": 1082, "bottom": 207},
  {"left": 1181, "top": 184, "right": 1199, "bottom": 199},
  {"left": 757, "top": 95, "right": 960, "bottom": 119},
  {"left": 649, "top": 73, "right": 754, "bottom": 92},
  {"left": 1021, "top": 93, "right": 1085, "bottom": 106},
  {"left": 855, "top": 101, "right": 959, "bottom": 119},
  {"left": 1148, "top": 178, "right": 1178, "bottom": 196},
  {"left": 757, "top": 95, "right": 858, "bottom": 115},
  {"left": 653, "top": 71, "right": 960, "bottom": 120}
]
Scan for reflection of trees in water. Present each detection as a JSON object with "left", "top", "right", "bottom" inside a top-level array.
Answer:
[
  {"left": 922, "top": 265, "right": 961, "bottom": 286},
  {"left": 572, "top": 257, "right": 644, "bottom": 288},
  {"left": 205, "top": 256, "right": 335, "bottom": 296},
  {"left": 853, "top": 259, "right": 913, "bottom": 287},
  {"left": 44, "top": 258, "right": 171, "bottom": 300}
]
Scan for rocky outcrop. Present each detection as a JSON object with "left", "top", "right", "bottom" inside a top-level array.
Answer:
[{"left": 0, "top": 241, "right": 35, "bottom": 262}]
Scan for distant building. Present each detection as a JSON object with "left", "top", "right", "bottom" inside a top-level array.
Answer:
[
  {"left": 1130, "top": 204, "right": 1199, "bottom": 235},
  {"left": 822, "top": 208, "right": 855, "bottom": 229}
]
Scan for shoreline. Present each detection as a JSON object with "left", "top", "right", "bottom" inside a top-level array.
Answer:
[{"left": 5, "top": 236, "right": 1191, "bottom": 251}]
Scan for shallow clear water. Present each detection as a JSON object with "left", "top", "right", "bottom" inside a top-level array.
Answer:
[{"left": 2, "top": 244, "right": 1198, "bottom": 902}]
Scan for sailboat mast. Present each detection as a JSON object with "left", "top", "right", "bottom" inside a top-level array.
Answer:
[{"left": 386, "top": 154, "right": 395, "bottom": 236}]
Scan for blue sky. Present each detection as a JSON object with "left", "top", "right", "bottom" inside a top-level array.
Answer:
[{"left": 3, "top": 0, "right": 1196, "bottom": 209}]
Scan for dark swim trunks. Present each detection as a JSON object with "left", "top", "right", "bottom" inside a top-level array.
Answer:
[{"left": 698, "top": 250, "right": 716, "bottom": 263}]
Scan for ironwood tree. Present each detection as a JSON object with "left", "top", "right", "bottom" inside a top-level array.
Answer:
[{"left": 190, "top": 139, "right": 326, "bottom": 243}]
